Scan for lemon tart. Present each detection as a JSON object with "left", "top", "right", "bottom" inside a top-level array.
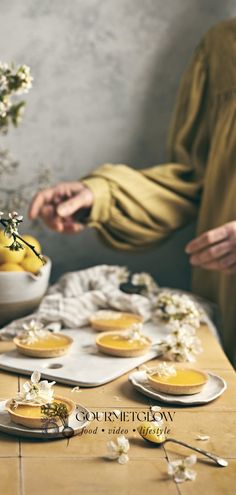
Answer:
[
  {"left": 90, "top": 310, "right": 143, "bottom": 332},
  {"left": 96, "top": 325, "right": 151, "bottom": 357},
  {"left": 6, "top": 396, "right": 75, "bottom": 429},
  {"left": 5, "top": 371, "right": 75, "bottom": 429},
  {"left": 147, "top": 366, "right": 207, "bottom": 395},
  {"left": 14, "top": 320, "right": 73, "bottom": 358}
]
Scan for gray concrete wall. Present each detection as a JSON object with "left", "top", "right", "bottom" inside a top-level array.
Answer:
[{"left": 1, "top": 0, "right": 235, "bottom": 288}]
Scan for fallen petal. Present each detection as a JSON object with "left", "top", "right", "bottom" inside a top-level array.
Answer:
[
  {"left": 150, "top": 405, "right": 162, "bottom": 412},
  {"left": 196, "top": 435, "right": 210, "bottom": 441},
  {"left": 71, "top": 386, "right": 81, "bottom": 393},
  {"left": 118, "top": 453, "right": 129, "bottom": 465}
]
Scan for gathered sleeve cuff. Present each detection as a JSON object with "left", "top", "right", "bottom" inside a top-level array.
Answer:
[{"left": 81, "top": 40, "right": 209, "bottom": 250}]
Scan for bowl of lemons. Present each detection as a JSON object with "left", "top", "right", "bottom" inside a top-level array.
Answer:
[{"left": 0, "top": 231, "right": 51, "bottom": 327}]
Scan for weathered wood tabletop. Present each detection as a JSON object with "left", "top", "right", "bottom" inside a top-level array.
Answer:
[{"left": 0, "top": 324, "right": 235, "bottom": 495}]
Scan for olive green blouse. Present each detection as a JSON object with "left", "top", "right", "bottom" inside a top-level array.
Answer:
[{"left": 83, "top": 19, "right": 236, "bottom": 365}]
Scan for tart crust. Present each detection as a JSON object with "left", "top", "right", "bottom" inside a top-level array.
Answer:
[
  {"left": 5, "top": 395, "right": 75, "bottom": 429},
  {"left": 148, "top": 367, "right": 208, "bottom": 395},
  {"left": 96, "top": 330, "right": 152, "bottom": 357},
  {"left": 13, "top": 333, "right": 73, "bottom": 358}
]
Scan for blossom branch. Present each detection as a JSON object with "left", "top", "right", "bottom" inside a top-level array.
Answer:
[{"left": 0, "top": 213, "right": 45, "bottom": 264}]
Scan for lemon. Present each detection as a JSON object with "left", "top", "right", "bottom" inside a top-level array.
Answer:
[
  {"left": 0, "top": 262, "right": 24, "bottom": 272},
  {"left": 21, "top": 255, "right": 43, "bottom": 274},
  {"left": 21, "top": 235, "right": 41, "bottom": 257},
  {"left": 137, "top": 422, "right": 166, "bottom": 444},
  {"left": 0, "top": 245, "right": 25, "bottom": 264},
  {"left": 0, "top": 230, "right": 13, "bottom": 246}
]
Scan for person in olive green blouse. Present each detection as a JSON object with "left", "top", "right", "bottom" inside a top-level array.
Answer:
[{"left": 29, "top": 19, "right": 236, "bottom": 367}]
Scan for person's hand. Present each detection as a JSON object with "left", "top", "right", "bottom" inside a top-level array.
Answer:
[
  {"left": 29, "top": 182, "right": 94, "bottom": 233},
  {"left": 185, "top": 221, "right": 236, "bottom": 274}
]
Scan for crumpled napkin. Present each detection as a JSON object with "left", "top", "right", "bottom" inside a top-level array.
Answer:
[
  {"left": 0, "top": 265, "right": 155, "bottom": 339},
  {"left": 0, "top": 264, "right": 219, "bottom": 341}
]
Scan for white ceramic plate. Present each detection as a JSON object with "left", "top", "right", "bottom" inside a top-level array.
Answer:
[
  {"left": 128, "top": 371, "right": 227, "bottom": 405},
  {"left": 0, "top": 325, "right": 165, "bottom": 387},
  {"left": 0, "top": 400, "right": 91, "bottom": 439}
]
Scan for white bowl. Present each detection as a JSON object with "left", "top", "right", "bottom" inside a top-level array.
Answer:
[{"left": 0, "top": 257, "right": 51, "bottom": 326}]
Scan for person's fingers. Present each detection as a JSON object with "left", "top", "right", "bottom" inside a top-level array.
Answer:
[
  {"left": 29, "top": 182, "right": 85, "bottom": 220},
  {"left": 40, "top": 205, "right": 64, "bottom": 232},
  {"left": 29, "top": 188, "right": 55, "bottom": 219},
  {"left": 51, "top": 182, "right": 84, "bottom": 201},
  {"left": 189, "top": 240, "right": 231, "bottom": 265},
  {"left": 185, "top": 224, "right": 229, "bottom": 254},
  {"left": 59, "top": 215, "right": 84, "bottom": 233},
  {"left": 40, "top": 207, "right": 84, "bottom": 233},
  {"left": 197, "top": 252, "right": 236, "bottom": 271},
  {"left": 57, "top": 188, "right": 92, "bottom": 217},
  {"left": 62, "top": 223, "right": 84, "bottom": 234}
]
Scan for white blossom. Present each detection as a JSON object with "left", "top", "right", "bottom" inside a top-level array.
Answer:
[
  {"left": 0, "top": 62, "right": 9, "bottom": 71},
  {"left": 160, "top": 335, "right": 202, "bottom": 363},
  {"left": 20, "top": 320, "right": 50, "bottom": 345},
  {"left": 158, "top": 320, "right": 202, "bottom": 362},
  {"left": 147, "top": 362, "right": 177, "bottom": 377},
  {"left": 155, "top": 291, "right": 202, "bottom": 329},
  {"left": 2, "top": 210, "right": 23, "bottom": 238},
  {"left": 13, "top": 370, "right": 55, "bottom": 406},
  {"left": 107, "top": 435, "right": 130, "bottom": 464},
  {"left": 0, "top": 74, "right": 8, "bottom": 91},
  {"left": 15, "top": 65, "right": 33, "bottom": 94},
  {"left": 0, "top": 62, "right": 33, "bottom": 133},
  {"left": 117, "top": 323, "right": 147, "bottom": 344},
  {"left": 8, "top": 211, "right": 23, "bottom": 221},
  {"left": 167, "top": 455, "right": 197, "bottom": 483},
  {"left": 0, "top": 100, "right": 9, "bottom": 118}
]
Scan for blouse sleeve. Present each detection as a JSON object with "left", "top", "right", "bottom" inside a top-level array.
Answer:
[{"left": 82, "top": 42, "right": 209, "bottom": 250}]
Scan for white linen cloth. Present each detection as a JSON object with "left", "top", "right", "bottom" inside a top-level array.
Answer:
[
  {"left": 0, "top": 264, "right": 219, "bottom": 340},
  {"left": 0, "top": 265, "right": 153, "bottom": 339}
]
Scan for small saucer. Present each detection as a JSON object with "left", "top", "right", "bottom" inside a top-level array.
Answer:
[
  {"left": 129, "top": 370, "right": 227, "bottom": 405},
  {"left": 0, "top": 400, "right": 91, "bottom": 439}
]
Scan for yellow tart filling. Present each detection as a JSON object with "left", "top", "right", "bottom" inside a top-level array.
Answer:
[
  {"left": 91, "top": 311, "right": 143, "bottom": 330},
  {"left": 149, "top": 368, "right": 207, "bottom": 387},
  {"left": 9, "top": 398, "right": 69, "bottom": 419},
  {"left": 19, "top": 334, "right": 71, "bottom": 350},
  {"left": 97, "top": 333, "right": 150, "bottom": 350}
]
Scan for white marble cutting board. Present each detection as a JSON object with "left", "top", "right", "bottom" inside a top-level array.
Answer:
[{"left": 0, "top": 323, "right": 168, "bottom": 387}]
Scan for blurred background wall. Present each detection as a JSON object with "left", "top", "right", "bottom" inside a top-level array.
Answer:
[{"left": 0, "top": 0, "right": 235, "bottom": 287}]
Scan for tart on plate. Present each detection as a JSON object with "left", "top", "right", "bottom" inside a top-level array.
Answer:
[
  {"left": 90, "top": 310, "right": 143, "bottom": 332},
  {"left": 5, "top": 370, "right": 75, "bottom": 429},
  {"left": 14, "top": 320, "right": 73, "bottom": 358},
  {"left": 96, "top": 325, "right": 151, "bottom": 357},
  {"left": 147, "top": 366, "right": 208, "bottom": 395}
]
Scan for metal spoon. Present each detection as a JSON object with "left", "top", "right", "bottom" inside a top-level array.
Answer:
[{"left": 137, "top": 423, "right": 228, "bottom": 467}]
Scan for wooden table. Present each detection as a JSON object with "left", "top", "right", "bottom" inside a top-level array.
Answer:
[{"left": 0, "top": 324, "right": 235, "bottom": 495}]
